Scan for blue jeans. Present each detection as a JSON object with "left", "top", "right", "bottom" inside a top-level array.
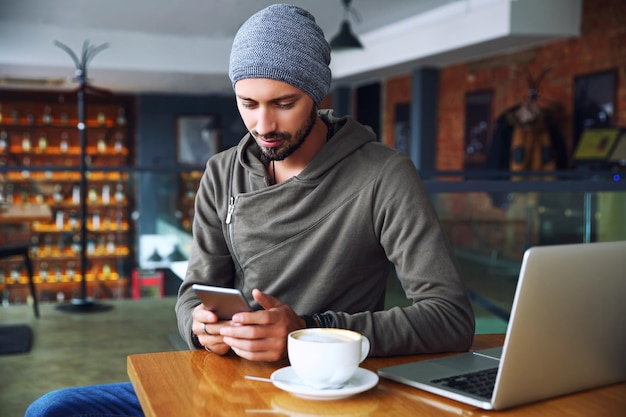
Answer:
[{"left": 25, "top": 382, "right": 143, "bottom": 417}]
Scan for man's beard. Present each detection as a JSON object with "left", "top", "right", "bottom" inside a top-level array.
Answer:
[{"left": 255, "top": 107, "right": 318, "bottom": 163}]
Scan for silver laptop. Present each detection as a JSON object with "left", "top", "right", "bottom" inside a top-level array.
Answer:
[{"left": 378, "top": 241, "right": 626, "bottom": 410}]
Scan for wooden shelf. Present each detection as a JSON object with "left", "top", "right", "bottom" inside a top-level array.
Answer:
[{"left": 0, "top": 88, "right": 135, "bottom": 303}]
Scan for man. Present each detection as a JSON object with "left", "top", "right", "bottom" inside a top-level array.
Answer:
[{"left": 26, "top": 4, "right": 473, "bottom": 417}]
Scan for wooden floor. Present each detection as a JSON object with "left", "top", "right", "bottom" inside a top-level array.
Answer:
[{"left": 0, "top": 297, "right": 182, "bottom": 417}]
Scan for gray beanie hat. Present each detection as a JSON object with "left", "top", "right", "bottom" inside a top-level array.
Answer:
[{"left": 229, "top": 4, "right": 331, "bottom": 104}]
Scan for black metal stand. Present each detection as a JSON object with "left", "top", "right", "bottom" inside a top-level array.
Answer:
[{"left": 54, "top": 40, "right": 113, "bottom": 314}]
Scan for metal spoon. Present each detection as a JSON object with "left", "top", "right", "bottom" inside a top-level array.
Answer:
[{"left": 244, "top": 375, "right": 343, "bottom": 390}]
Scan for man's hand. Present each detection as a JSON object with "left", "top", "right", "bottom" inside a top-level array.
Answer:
[
  {"left": 192, "top": 304, "right": 231, "bottom": 355},
  {"left": 219, "top": 288, "right": 306, "bottom": 362}
]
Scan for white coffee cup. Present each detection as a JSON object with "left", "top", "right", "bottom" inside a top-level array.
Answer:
[{"left": 287, "top": 328, "right": 370, "bottom": 389}]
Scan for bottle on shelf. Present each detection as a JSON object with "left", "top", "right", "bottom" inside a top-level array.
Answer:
[
  {"left": 57, "top": 235, "right": 65, "bottom": 255},
  {"left": 20, "top": 189, "right": 29, "bottom": 204},
  {"left": 60, "top": 131, "right": 69, "bottom": 153},
  {"left": 87, "top": 239, "right": 96, "bottom": 255},
  {"left": 102, "top": 263, "right": 112, "bottom": 280},
  {"left": 103, "top": 215, "right": 111, "bottom": 230},
  {"left": 44, "top": 235, "right": 53, "bottom": 256},
  {"left": 114, "top": 132, "right": 124, "bottom": 153},
  {"left": 116, "top": 107, "right": 126, "bottom": 126},
  {"left": 92, "top": 211, "right": 101, "bottom": 230},
  {"left": 21, "top": 156, "right": 31, "bottom": 178},
  {"left": 97, "top": 111, "right": 106, "bottom": 126},
  {"left": 115, "top": 210, "right": 124, "bottom": 230},
  {"left": 30, "top": 236, "right": 39, "bottom": 257},
  {"left": 88, "top": 187, "right": 98, "bottom": 204},
  {"left": 115, "top": 183, "right": 124, "bottom": 203},
  {"left": 0, "top": 131, "right": 7, "bottom": 152},
  {"left": 21, "top": 132, "right": 31, "bottom": 152},
  {"left": 10, "top": 268, "right": 19, "bottom": 283},
  {"left": 53, "top": 184, "right": 63, "bottom": 203},
  {"left": 97, "top": 135, "right": 106, "bottom": 153},
  {"left": 67, "top": 262, "right": 76, "bottom": 280},
  {"left": 102, "top": 184, "right": 110, "bottom": 204},
  {"left": 42, "top": 106, "right": 52, "bottom": 125},
  {"left": 71, "top": 234, "right": 80, "bottom": 254},
  {"left": 5, "top": 184, "right": 13, "bottom": 203},
  {"left": 55, "top": 210, "right": 65, "bottom": 230},
  {"left": 69, "top": 210, "right": 78, "bottom": 230},
  {"left": 186, "top": 183, "right": 195, "bottom": 201},
  {"left": 54, "top": 265, "right": 63, "bottom": 282},
  {"left": 40, "top": 262, "right": 49, "bottom": 282},
  {"left": 106, "top": 234, "right": 116, "bottom": 254},
  {"left": 38, "top": 133, "right": 48, "bottom": 153},
  {"left": 72, "top": 184, "right": 80, "bottom": 204}
]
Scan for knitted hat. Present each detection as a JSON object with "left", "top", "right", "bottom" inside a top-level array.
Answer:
[{"left": 229, "top": 4, "right": 331, "bottom": 104}]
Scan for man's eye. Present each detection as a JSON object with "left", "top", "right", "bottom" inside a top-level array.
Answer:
[
  {"left": 240, "top": 101, "right": 256, "bottom": 109},
  {"left": 276, "top": 102, "right": 295, "bottom": 109}
]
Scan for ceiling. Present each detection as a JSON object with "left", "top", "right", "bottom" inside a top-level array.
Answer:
[{"left": 0, "top": 0, "right": 582, "bottom": 95}]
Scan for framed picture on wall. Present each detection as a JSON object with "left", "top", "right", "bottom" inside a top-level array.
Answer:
[
  {"left": 464, "top": 90, "right": 493, "bottom": 169},
  {"left": 176, "top": 115, "right": 221, "bottom": 165},
  {"left": 573, "top": 69, "right": 617, "bottom": 148}
]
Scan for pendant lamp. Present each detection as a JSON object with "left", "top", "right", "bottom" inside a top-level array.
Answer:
[{"left": 329, "top": 0, "right": 363, "bottom": 50}]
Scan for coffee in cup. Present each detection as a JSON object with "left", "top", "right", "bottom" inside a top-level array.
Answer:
[{"left": 287, "top": 328, "right": 370, "bottom": 389}]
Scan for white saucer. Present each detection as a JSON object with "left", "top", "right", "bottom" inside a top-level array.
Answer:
[{"left": 270, "top": 366, "right": 379, "bottom": 401}]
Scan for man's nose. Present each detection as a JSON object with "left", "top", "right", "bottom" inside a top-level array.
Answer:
[{"left": 255, "top": 108, "right": 277, "bottom": 136}]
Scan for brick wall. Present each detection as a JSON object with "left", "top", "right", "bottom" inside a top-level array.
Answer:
[
  {"left": 384, "top": 0, "right": 626, "bottom": 169},
  {"left": 382, "top": 0, "right": 626, "bottom": 259}
]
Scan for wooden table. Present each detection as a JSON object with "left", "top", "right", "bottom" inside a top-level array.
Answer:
[{"left": 127, "top": 334, "right": 625, "bottom": 416}]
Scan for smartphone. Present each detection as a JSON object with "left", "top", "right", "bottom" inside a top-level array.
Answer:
[{"left": 192, "top": 284, "right": 252, "bottom": 320}]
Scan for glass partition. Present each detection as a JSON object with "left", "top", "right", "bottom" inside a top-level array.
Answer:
[
  {"left": 2, "top": 164, "right": 625, "bottom": 334},
  {"left": 421, "top": 172, "right": 625, "bottom": 333}
]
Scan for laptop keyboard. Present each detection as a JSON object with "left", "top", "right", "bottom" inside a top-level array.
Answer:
[{"left": 431, "top": 368, "right": 498, "bottom": 399}]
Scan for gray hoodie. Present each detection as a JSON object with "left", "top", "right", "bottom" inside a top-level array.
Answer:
[{"left": 176, "top": 109, "right": 474, "bottom": 357}]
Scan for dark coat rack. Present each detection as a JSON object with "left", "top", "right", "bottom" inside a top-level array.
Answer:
[{"left": 54, "top": 40, "right": 113, "bottom": 313}]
